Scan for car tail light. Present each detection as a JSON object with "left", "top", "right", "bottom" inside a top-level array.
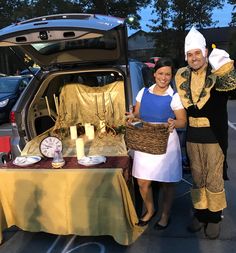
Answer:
[{"left": 10, "top": 111, "right": 16, "bottom": 123}]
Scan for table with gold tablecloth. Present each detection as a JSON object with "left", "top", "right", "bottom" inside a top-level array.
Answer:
[{"left": 0, "top": 157, "right": 144, "bottom": 245}]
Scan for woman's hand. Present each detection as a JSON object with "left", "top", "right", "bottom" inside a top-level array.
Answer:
[
  {"left": 125, "top": 102, "right": 140, "bottom": 124},
  {"left": 167, "top": 118, "right": 175, "bottom": 133},
  {"left": 125, "top": 112, "right": 135, "bottom": 124}
]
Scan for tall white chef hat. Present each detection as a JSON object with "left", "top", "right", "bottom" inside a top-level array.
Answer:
[{"left": 185, "top": 26, "right": 206, "bottom": 60}]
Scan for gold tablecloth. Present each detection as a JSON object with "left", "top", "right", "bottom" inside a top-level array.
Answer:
[{"left": 0, "top": 164, "right": 143, "bottom": 245}]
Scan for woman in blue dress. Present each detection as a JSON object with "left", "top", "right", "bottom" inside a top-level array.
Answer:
[{"left": 131, "top": 58, "right": 187, "bottom": 229}]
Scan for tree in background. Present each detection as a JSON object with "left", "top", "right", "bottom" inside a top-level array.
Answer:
[
  {"left": 147, "top": 0, "right": 173, "bottom": 57},
  {"left": 0, "top": 0, "right": 29, "bottom": 27},
  {"left": 29, "top": 0, "right": 88, "bottom": 18},
  {"left": 228, "top": 0, "right": 236, "bottom": 61},
  {"left": 172, "top": 0, "right": 225, "bottom": 31},
  {"left": 228, "top": 0, "right": 236, "bottom": 25}
]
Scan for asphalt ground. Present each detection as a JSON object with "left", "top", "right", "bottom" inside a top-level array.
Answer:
[{"left": 0, "top": 100, "right": 235, "bottom": 253}]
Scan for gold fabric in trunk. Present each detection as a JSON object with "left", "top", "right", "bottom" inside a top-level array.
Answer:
[{"left": 22, "top": 81, "right": 127, "bottom": 157}]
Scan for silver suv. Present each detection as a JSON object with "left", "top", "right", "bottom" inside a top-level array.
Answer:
[{"left": 0, "top": 13, "right": 153, "bottom": 157}]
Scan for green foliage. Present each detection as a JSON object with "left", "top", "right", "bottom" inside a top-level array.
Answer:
[
  {"left": 0, "top": 0, "right": 28, "bottom": 28},
  {"left": 147, "top": 0, "right": 170, "bottom": 32},
  {"left": 171, "top": 0, "right": 225, "bottom": 30},
  {"left": 228, "top": 0, "right": 236, "bottom": 25},
  {"left": 146, "top": 0, "right": 173, "bottom": 57}
]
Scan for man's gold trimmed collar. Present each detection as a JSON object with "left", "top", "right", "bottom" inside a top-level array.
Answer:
[{"left": 177, "top": 66, "right": 216, "bottom": 109}]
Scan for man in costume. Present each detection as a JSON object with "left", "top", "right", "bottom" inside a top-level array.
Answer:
[{"left": 175, "top": 26, "right": 236, "bottom": 239}]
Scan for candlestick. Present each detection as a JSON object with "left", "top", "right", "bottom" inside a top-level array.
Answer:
[
  {"left": 45, "top": 96, "right": 51, "bottom": 117},
  {"left": 53, "top": 94, "right": 59, "bottom": 115},
  {"left": 76, "top": 138, "right": 85, "bottom": 160},
  {"left": 95, "top": 94, "right": 98, "bottom": 115},
  {"left": 100, "top": 120, "right": 106, "bottom": 133},
  {"left": 70, "top": 126, "right": 77, "bottom": 140},
  {"left": 71, "top": 103, "right": 74, "bottom": 116},
  {"left": 109, "top": 92, "right": 114, "bottom": 115},
  {"left": 102, "top": 92, "right": 106, "bottom": 113}
]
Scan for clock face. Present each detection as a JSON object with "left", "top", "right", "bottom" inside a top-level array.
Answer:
[{"left": 39, "top": 136, "right": 63, "bottom": 158}]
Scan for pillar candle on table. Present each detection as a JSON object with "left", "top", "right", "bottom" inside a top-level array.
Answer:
[
  {"left": 87, "top": 125, "right": 95, "bottom": 140},
  {"left": 76, "top": 138, "right": 85, "bottom": 159},
  {"left": 70, "top": 126, "right": 77, "bottom": 140},
  {"left": 84, "top": 123, "right": 91, "bottom": 137}
]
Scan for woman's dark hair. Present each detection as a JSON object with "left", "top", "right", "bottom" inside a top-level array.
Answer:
[{"left": 154, "top": 57, "right": 175, "bottom": 74}]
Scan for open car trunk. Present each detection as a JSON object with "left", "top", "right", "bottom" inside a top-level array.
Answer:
[{"left": 21, "top": 68, "right": 128, "bottom": 157}]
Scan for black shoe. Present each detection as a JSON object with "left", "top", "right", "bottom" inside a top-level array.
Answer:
[
  {"left": 136, "top": 211, "right": 157, "bottom": 227},
  {"left": 154, "top": 219, "right": 171, "bottom": 230}
]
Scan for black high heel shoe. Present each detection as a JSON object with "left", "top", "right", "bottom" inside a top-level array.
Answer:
[
  {"left": 154, "top": 218, "right": 171, "bottom": 230},
  {"left": 136, "top": 211, "right": 157, "bottom": 227}
]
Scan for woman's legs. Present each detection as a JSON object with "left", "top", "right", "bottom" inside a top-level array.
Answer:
[
  {"left": 158, "top": 182, "right": 175, "bottom": 226},
  {"left": 137, "top": 178, "right": 155, "bottom": 221}
]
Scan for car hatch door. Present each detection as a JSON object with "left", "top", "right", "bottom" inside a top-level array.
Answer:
[{"left": 0, "top": 13, "right": 128, "bottom": 68}]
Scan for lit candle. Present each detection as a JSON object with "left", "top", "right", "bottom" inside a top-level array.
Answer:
[
  {"left": 76, "top": 138, "right": 85, "bottom": 159},
  {"left": 70, "top": 126, "right": 77, "bottom": 140},
  {"left": 100, "top": 120, "right": 106, "bottom": 133}
]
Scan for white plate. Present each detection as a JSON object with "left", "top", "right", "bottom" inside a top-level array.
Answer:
[
  {"left": 78, "top": 156, "right": 106, "bottom": 166},
  {"left": 13, "top": 156, "right": 41, "bottom": 167}
]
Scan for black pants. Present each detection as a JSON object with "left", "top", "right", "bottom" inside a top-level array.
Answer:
[{"left": 195, "top": 209, "right": 222, "bottom": 223}]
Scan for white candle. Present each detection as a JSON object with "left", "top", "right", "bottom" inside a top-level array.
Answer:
[
  {"left": 70, "top": 126, "right": 77, "bottom": 140},
  {"left": 100, "top": 120, "right": 106, "bottom": 133},
  {"left": 76, "top": 138, "right": 85, "bottom": 159},
  {"left": 84, "top": 123, "right": 91, "bottom": 137},
  {"left": 87, "top": 125, "right": 95, "bottom": 140}
]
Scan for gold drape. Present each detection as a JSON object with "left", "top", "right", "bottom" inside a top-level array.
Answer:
[
  {"left": 0, "top": 168, "right": 144, "bottom": 245},
  {"left": 22, "top": 81, "right": 127, "bottom": 157}
]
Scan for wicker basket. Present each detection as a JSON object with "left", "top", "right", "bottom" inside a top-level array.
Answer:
[{"left": 125, "top": 119, "right": 169, "bottom": 155}]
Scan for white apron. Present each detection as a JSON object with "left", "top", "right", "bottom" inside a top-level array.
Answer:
[{"left": 132, "top": 129, "right": 182, "bottom": 182}]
